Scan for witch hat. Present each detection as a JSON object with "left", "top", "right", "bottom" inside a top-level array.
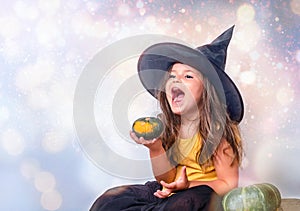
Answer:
[{"left": 137, "top": 26, "right": 244, "bottom": 122}]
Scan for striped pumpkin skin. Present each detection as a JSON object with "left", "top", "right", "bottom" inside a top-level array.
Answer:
[
  {"left": 132, "top": 117, "right": 164, "bottom": 140},
  {"left": 222, "top": 183, "right": 281, "bottom": 211}
]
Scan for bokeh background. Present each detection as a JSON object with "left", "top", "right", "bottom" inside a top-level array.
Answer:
[{"left": 1, "top": 0, "right": 300, "bottom": 210}]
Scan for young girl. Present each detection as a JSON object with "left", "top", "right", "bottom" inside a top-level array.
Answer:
[{"left": 90, "top": 26, "right": 244, "bottom": 211}]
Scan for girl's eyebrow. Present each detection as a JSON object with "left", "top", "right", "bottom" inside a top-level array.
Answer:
[{"left": 170, "top": 69, "right": 195, "bottom": 74}]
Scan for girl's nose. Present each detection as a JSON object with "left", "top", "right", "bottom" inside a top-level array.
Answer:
[{"left": 172, "top": 77, "right": 182, "bottom": 83}]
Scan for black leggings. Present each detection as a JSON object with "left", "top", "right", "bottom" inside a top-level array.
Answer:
[{"left": 90, "top": 181, "right": 223, "bottom": 211}]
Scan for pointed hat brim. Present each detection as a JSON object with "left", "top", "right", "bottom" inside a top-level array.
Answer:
[{"left": 137, "top": 26, "right": 244, "bottom": 123}]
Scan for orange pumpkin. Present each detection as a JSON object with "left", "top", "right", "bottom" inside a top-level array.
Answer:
[{"left": 132, "top": 117, "right": 164, "bottom": 140}]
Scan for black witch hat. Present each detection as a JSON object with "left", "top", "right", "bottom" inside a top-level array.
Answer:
[{"left": 137, "top": 26, "right": 244, "bottom": 123}]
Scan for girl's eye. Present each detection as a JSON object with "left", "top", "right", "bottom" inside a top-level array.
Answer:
[
  {"left": 185, "top": 75, "right": 193, "bottom": 79},
  {"left": 169, "top": 74, "right": 176, "bottom": 78}
]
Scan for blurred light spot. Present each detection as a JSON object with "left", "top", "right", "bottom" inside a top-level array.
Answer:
[
  {"left": 15, "top": 59, "right": 55, "bottom": 93},
  {"left": 49, "top": 82, "right": 73, "bottom": 107},
  {"left": 48, "top": 82, "right": 74, "bottom": 132},
  {"left": 2, "top": 39, "right": 22, "bottom": 61},
  {"left": 139, "top": 8, "right": 146, "bottom": 16},
  {"left": 1, "top": 128, "right": 25, "bottom": 156},
  {"left": 208, "top": 16, "right": 218, "bottom": 26},
  {"left": 61, "top": 64, "right": 76, "bottom": 78},
  {"left": 86, "top": 21, "right": 109, "bottom": 38},
  {"left": 261, "top": 117, "right": 277, "bottom": 134},
  {"left": 0, "top": 16, "right": 21, "bottom": 39},
  {"left": 165, "top": 18, "right": 171, "bottom": 23},
  {"left": 14, "top": 1, "right": 39, "bottom": 20},
  {"left": 275, "top": 17, "right": 280, "bottom": 22},
  {"left": 237, "top": 4, "right": 255, "bottom": 23},
  {"left": 179, "top": 8, "right": 186, "bottom": 13},
  {"left": 195, "top": 24, "right": 202, "bottom": 32},
  {"left": 71, "top": 13, "right": 109, "bottom": 38},
  {"left": 276, "top": 87, "right": 294, "bottom": 106},
  {"left": 234, "top": 22, "right": 261, "bottom": 52},
  {"left": 36, "top": 18, "right": 65, "bottom": 47},
  {"left": 249, "top": 51, "right": 260, "bottom": 61},
  {"left": 227, "top": 62, "right": 241, "bottom": 77},
  {"left": 276, "top": 62, "right": 284, "bottom": 69},
  {"left": 144, "top": 16, "right": 157, "bottom": 28},
  {"left": 20, "top": 159, "right": 40, "bottom": 180},
  {"left": 0, "top": 106, "right": 10, "bottom": 126},
  {"left": 38, "top": 0, "right": 61, "bottom": 15},
  {"left": 85, "top": 1, "right": 99, "bottom": 14},
  {"left": 239, "top": 70, "right": 256, "bottom": 85},
  {"left": 136, "top": 0, "right": 144, "bottom": 9},
  {"left": 28, "top": 88, "right": 50, "bottom": 109},
  {"left": 290, "top": 0, "right": 300, "bottom": 15},
  {"left": 295, "top": 50, "right": 300, "bottom": 63},
  {"left": 118, "top": 3, "right": 131, "bottom": 16},
  {"left": 42, "top": 131, "right": 69, "bottom": 153},
  {"left": 34, "top": 171, "right": 56, "bottom": 192},
  {"left": 40, "top": 190, "right": 62, "bottom": 211}
]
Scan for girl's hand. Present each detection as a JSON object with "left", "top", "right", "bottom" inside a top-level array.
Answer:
[
  {"left": 129, "top": 131, "right": 163, "bottom": 152},
  {"left": 154, "top": 166, "right": 190, "bottom": 198}
]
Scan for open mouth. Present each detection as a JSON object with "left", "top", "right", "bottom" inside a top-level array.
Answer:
[{"left": 171, "top": 87, "right": 185, "bottom": 103}]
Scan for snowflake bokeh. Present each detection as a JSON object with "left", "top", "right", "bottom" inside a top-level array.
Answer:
[{"left": 0, "top": 0, "right": 299, "bottom": 210}]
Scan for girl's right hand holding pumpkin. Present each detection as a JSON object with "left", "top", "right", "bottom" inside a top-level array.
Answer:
[{"left": 130, "top": 131, "right": 164, "bottom": 152}]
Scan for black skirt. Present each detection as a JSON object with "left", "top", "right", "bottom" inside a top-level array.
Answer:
[{"left": 90, "top": 181, "right": 224, "bottom": 211}]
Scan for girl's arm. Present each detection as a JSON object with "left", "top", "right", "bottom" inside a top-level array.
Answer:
[
  {"left": 189, "top": 138, "right": 239, "bottom": 195},
  {"left": 130, "top": 132, "right": 176, "bottom": 183},
  {"left": 148, "top": 141, "right": 177, "bottom": 183},
  {"left": 154, "top": 138, "right": 239, "bottom": 198}
]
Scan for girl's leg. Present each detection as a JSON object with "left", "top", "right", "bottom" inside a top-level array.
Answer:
[
  {"left": 158, "top": 185, "right": 223, "bottom": 211},
  {"left": 90, "top": 181, "right": 162, "bottom": 211}
]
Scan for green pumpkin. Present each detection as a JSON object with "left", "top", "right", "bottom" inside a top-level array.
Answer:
[
  {"left": 222, "top": 183, "right": 281, "bottom": 211},
  {"left": 132, "top": 117, "right": 164, "bottom": 140}
]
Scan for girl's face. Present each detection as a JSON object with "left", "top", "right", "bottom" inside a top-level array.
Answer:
[{"left": 165, "top": 63, "right": 204, "bottom": 117}]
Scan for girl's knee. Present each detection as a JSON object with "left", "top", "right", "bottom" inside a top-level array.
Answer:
[
  {"left": 90, "top": 185, "right": 131, "bottom": 210},
  {"left": 102, "top": 185, "right": 130, "bottom": 197},
  {"left": 162, "top": 185, "right": 217, "bottom": 210}
]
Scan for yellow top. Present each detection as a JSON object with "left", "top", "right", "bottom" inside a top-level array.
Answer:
[{"left": 173, "top": 133, "right": 217, "bottom": 181}]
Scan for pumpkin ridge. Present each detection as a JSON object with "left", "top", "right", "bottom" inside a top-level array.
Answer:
[
  {"left": 253, "top": 184, "right": 267, "bottom": 211},
  {"left": 262, "top": 183, "right": 281, "bottom": 209},
  {"left": 240, "top": 186, "right": 247, "bottom": 210}
]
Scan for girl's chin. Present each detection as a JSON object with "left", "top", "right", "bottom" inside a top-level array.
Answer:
[
  {"left": 171, "top": 105, "right": 199, "bottom": 117},
  {"left": 170, "top": 106, "right": 184, "bottom": 115},
  {"left": 172, "top": 110, "right": 182, "bottom": 115}
]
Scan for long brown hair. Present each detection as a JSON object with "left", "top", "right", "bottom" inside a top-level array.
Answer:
[{"left": 158, "top": 65, "right": 243, "bottom": 170}]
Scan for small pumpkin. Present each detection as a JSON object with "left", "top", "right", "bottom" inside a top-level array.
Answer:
[
  {"left": 132, "top": 117, "right": 164, "bottom": 140},
  {"left": 222, "top": 183, "right": 281, "bottom": 211}
]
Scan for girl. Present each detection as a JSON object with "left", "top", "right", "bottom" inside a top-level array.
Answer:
[{"left": 90, "top": 26, "right": 244, "bottom": 211}]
